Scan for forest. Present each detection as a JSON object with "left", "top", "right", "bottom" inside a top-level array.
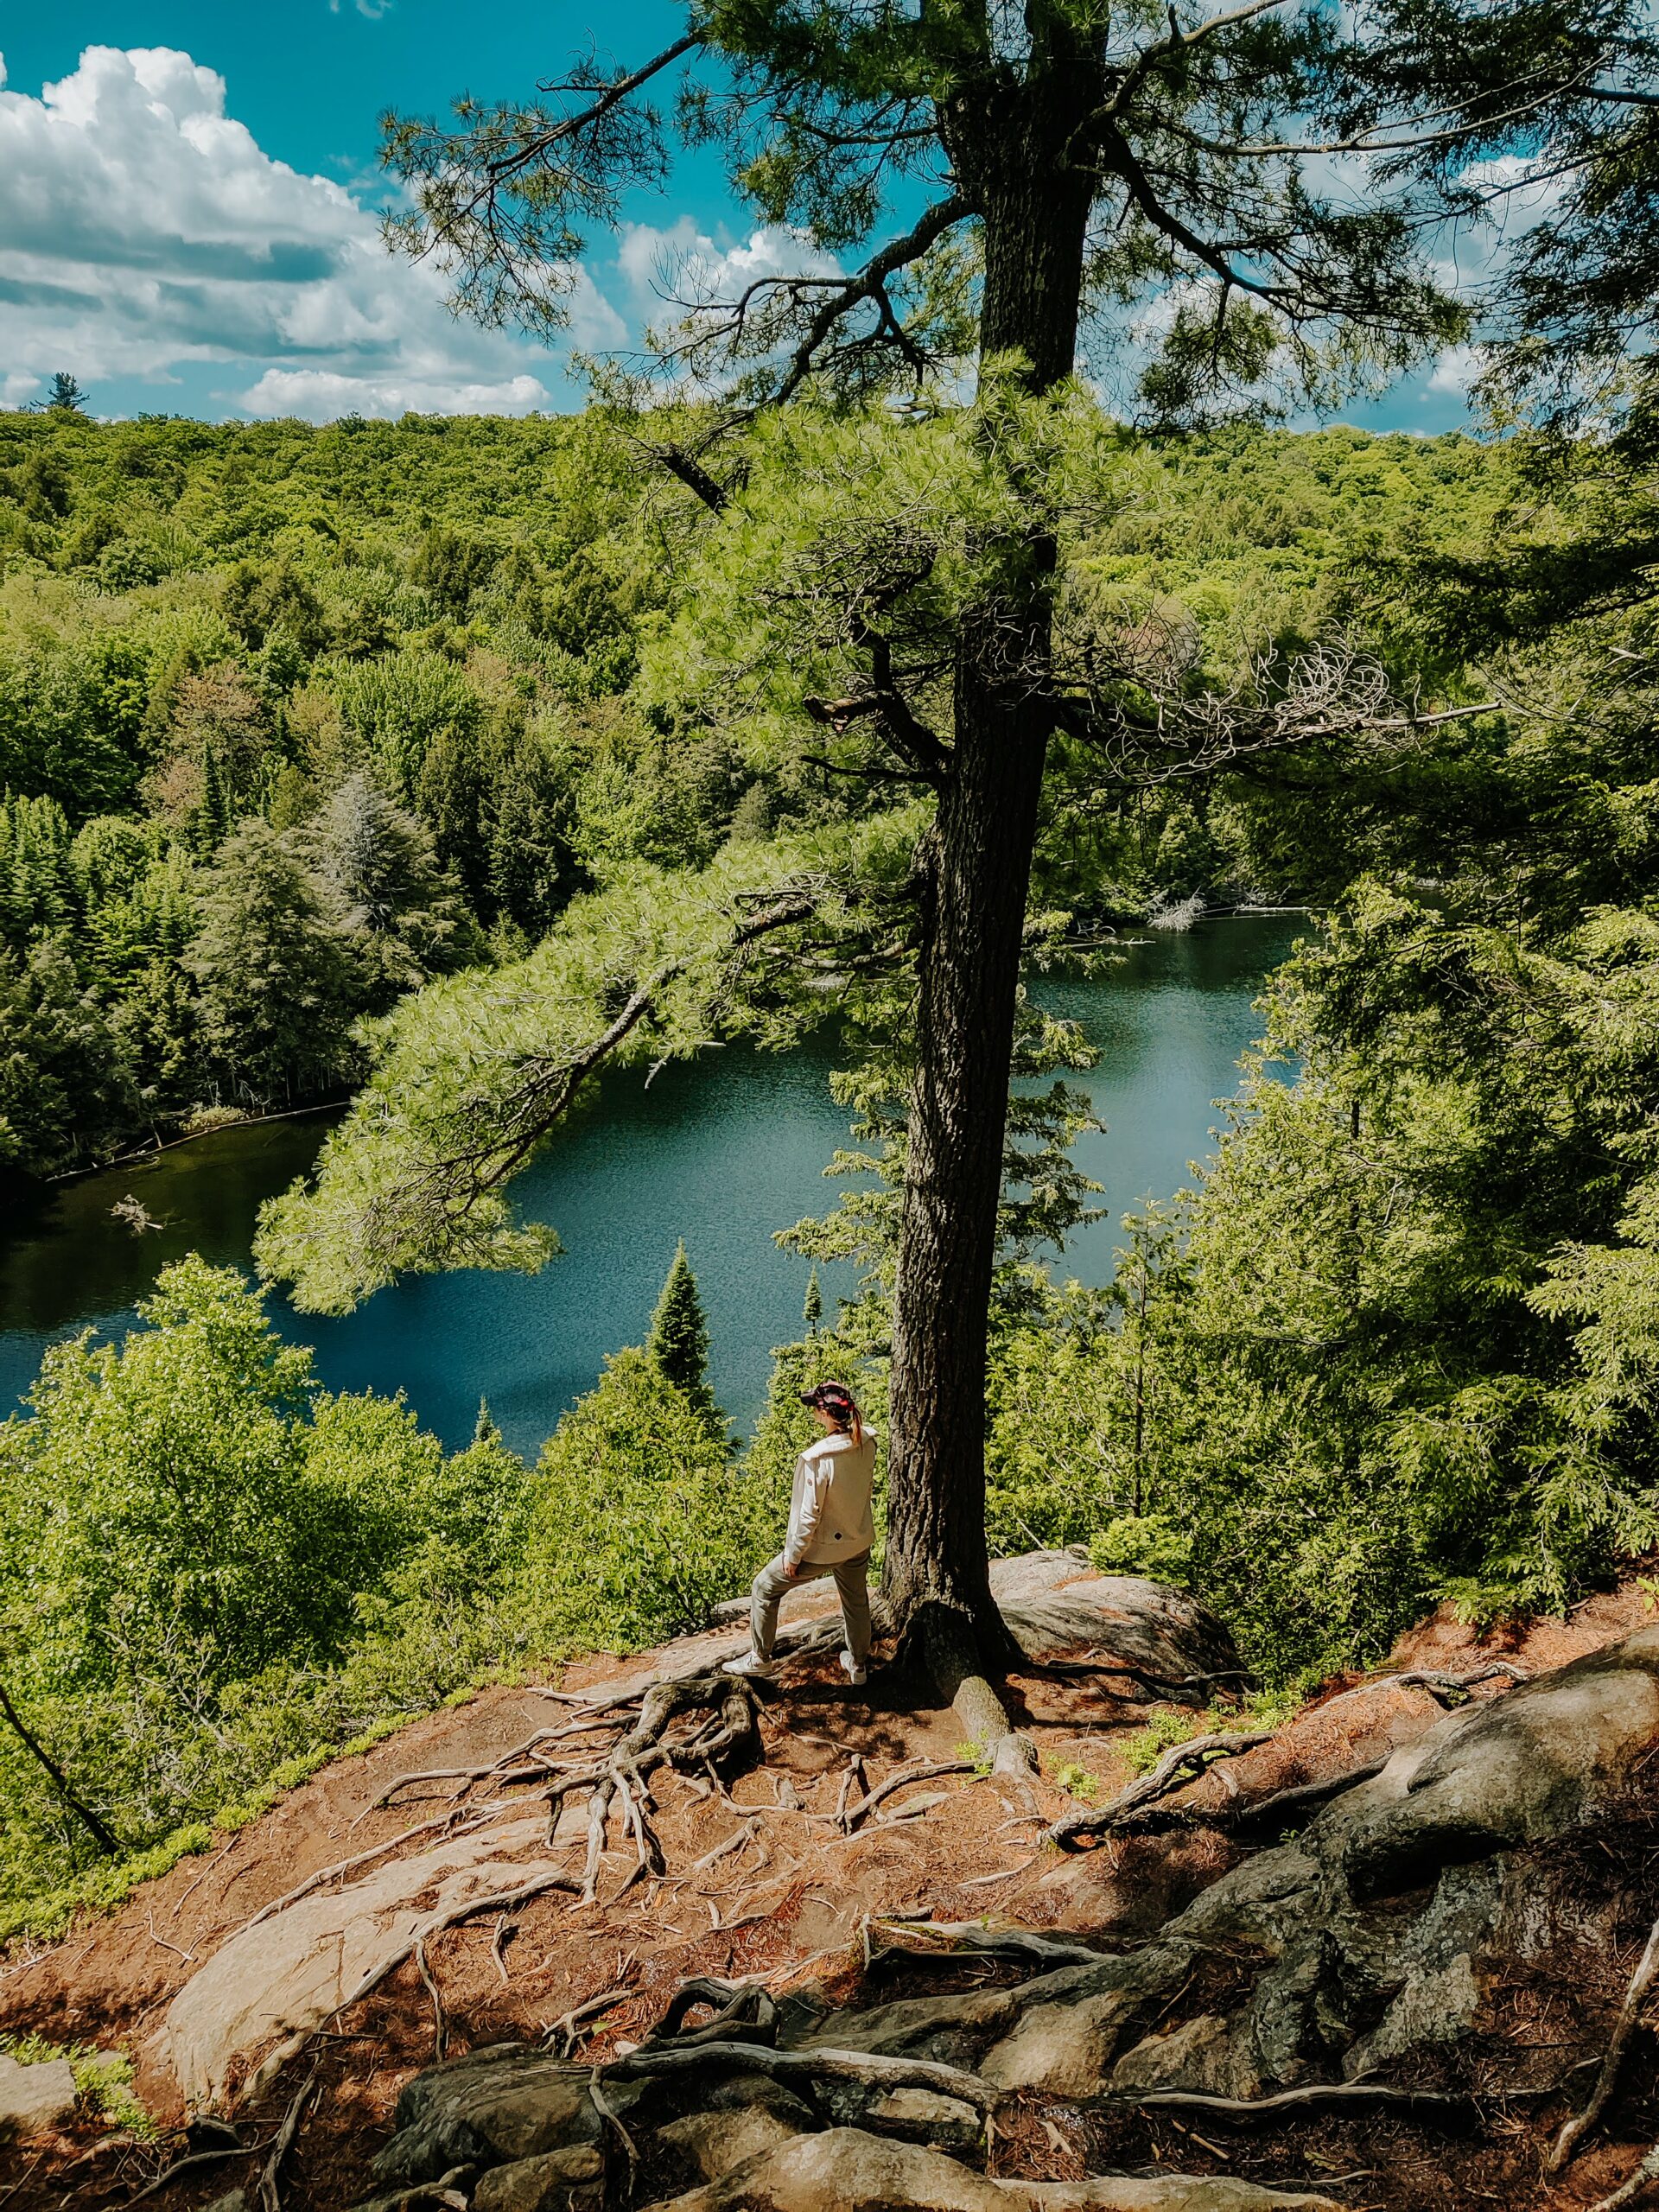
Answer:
[
  {"left": 2, "top": 392, "right": 1655, "bottom": 1936},
  {"left": 5, "top": 0, "right": 1659, "bottom": 1970}
]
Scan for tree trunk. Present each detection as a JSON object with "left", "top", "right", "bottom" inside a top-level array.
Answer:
[{"left": 882, "top": 67, "right": 1095, "bottom": 1756}]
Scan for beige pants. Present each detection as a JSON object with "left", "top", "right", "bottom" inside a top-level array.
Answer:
[{"left": 750, "top": 1548, "right": 873, "bottom": 1667}]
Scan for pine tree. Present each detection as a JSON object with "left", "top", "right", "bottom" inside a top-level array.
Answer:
[
  {"left": 474, "top": 1397, "right": 502, "bottom": 1447},
  {"left": 803, "top": 1269, "right": 823, "bottom": 1336},
  {"left": 645, "top": 1243, "right": 721, "bottom": 1432},
  {"left": 44, "top": 372, "right": 88, "bottom": 415}
]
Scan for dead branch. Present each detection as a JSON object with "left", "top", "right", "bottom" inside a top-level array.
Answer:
[
  {"left": 602, "top": 2037, "right": 1000, "bottom": 2112},
  {"left": 1587, "top": 2145, "right": 1659, "bottom": 2212},
  {"left": 491, "top": 1917, "right": 518, "bottom": 1985},
  {"left": 1550, "top": 1912, "right": 1659, "bottom": 2171},
  {"left": 545, "top": 1985, "right": 633, "bottom": 2060},
  {"left": 842, "top": 1759, "right": 975, "bottom": 1831},
  {"left": 1047, "top": 1731, "right": 1274, "bottom": 1848},
  {"left": 256, "top": 2059, "right": 319, "bottom": 2212}
]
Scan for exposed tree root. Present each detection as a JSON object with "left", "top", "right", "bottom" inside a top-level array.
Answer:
[
  {"left": 1550, "top": 1910, "right": 1659, "bottom": 2172},
  {"left": 413, "top": 1937, "right": 447, "bottom": 2061},
  {"left": 1045, "top": 1729, "right": 1273, "bottom": 1848},
  {"left": 256, "top": 2058, "right": 318, "bottom": 2212},
  {"left": 864, "top": 1916, "right": 1105, "bottom": 1968},
  {"left": 605, "top": 2036, "right": 1001, "bottom": 2111},
  {"left": 1084, "top": 2081, "right": 1469, "bottom": 2121},
  {"left": 1026, "top": 1656, "right": 1255, "bottom": 1703},
  {"left": 545, "top": 1985, "right": 633, "bottom": 2059},
  {"left": 1589, "top": 2145, "right": 1659, "bottom": 2212},
  {"left": 247, "top": 1807, "right": 504, "bottom": 1928},
  {"left": 1312, "top": 1660, "right": 1529, "bottom": 1720},
  {"left": 127, "top": 2143, "right": 251, "bottom": 2205},
  {"left": 840, "top": 1759, "right": 976, "bottom": 1832}
]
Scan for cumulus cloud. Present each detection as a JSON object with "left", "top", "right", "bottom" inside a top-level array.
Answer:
[
  {"left": 242, "top": 370, "right": 550, "bottom": 423},
  {"left": 0, "top": 45, "right": 623, "bottom": 418},
  {"left": 619, "top": 217, "right": 842, "bottom": 313},
  {"left": 1427, "top": 344, "right": 1484, "bottom": 396}
]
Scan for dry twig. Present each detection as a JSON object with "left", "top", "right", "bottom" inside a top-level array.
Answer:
[
  {"left": 1551, "top": 1913, "right": 1659, "bottom": 2172},
  {"left": 1046, "top": 1730, "right": 1272, "bottom": 1847}
]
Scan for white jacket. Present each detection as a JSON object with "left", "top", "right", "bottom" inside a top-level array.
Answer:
[{"left": 785, "top": 1428, "right": 877, "bottom": 1567}]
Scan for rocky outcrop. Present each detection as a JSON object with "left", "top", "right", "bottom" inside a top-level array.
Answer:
[
  {"left": 636, "top": 2128, "right": 1343, "bottom": 2211},
  {"left": 162, "top": 1818, "right": 569, "bottom": 2109},
  {"left": 359, "top": 1622, "right": 1659, "bottom": 2211},
  {"left": 0, "top": 2051, "right": 77, "bottom": 2140}
]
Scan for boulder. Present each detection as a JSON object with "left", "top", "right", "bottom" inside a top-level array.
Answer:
[
  {"left": 863, "top": 2087, "right": 982, "bottom": 2149},
  {"left": 658, "top": 2104, "right": 806, "bottom": 2181},
  {"left": 160, "top": 1819, "right": 563, "bottom": 2108},
  {"left": 707, "top": 1552, "right": 1240, "bottom": 1700},
  {"left": 988, "top": 1553, "right": 1243, "bottom": 1694},
  {"left": 473, "top": 2144, "right": 605, "bottom": 2212},
  {"left": 771, "top": 1624, "right": 1659, "bottom": 2113},
  {"left": 373, "top": 2044, "right": 639, "bottom": 2187},
  {"left": 0, "top": 2053, "right": 77, "bottom": 2140},
  {"left": 637, "top": 2126, "right": 1341, "bottom": 2211}
]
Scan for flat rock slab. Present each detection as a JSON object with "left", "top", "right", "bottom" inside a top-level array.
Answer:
[
  {"left": 162, "top": 1818, "right": 558, "bottom": 2109},
  {"left": 626, "top": 1554, "right": 1237, "bottom": 1701},
  {"left": 988, "top": 1553, "right": 1241, "bottom": 1688},
  {"left": 639, "top": 2126, "right": 1340, "bottom": 2211},
  {"left": 0, "top": 2052, "right": 77, "bottom": 2139}
]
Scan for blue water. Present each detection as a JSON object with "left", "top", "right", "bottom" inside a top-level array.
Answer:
[{"left": 0, "top": 917, "right": 1300, "bottom": 1457}]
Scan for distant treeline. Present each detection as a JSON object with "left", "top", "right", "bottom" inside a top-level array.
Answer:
[{"left": 0, "top": 405, "right": 1512, "bottom": 1174}]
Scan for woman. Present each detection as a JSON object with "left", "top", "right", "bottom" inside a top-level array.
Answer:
[{"left": 725, "top": 1380, "right": 876, "bottom": 1687}]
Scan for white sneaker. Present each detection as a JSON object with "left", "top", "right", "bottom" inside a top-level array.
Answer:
[
  {"left": 840, "top": 1651, "right": 868, "bottom": 1688},
  {"left": 722, "top": 1652, "right": 777, "bottom": 1678}
]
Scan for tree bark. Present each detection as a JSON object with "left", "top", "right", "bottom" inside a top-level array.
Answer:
[{"left": 883, "top": 54, "right": 1096, "bottom": 1751}]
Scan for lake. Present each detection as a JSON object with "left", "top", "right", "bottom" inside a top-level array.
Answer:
[{"left": 0, "top": 915, "right": 1301, "bottom": 1456}]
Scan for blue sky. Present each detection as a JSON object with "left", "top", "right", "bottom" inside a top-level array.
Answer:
[{"left": 0, "top": 5, "right": 1479, "bottom": 430}]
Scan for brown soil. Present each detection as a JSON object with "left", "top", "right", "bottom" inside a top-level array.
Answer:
[{"left": 3, "top": 1580, "right": 1656, "bottom": 2211}]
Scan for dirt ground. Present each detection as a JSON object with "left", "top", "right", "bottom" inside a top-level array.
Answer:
[{"left": 2, "top": 1579, "right": 1656, "bottom": 2211}]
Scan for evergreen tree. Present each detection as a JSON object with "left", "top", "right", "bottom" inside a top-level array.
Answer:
[
  {"left": 303, "top": 770, "right": 472, "bottom": 1007},
  {"left": 803, "top": 1269, "right": 823, "bottom": 1336},
  {"left": 645, "top": 1242, "right": 721, "bottom": 1432},
  {"left": 370, "top": 0, "right": 1491, "bottom": 1749},
  {"left": 44, "top": 372, "right": 88, "bottom": 416},
  {"left": 186, "top": 819, "right": 355, "bottom": 1105}
]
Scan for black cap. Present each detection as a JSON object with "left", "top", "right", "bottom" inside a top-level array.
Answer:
[{"left": 799, "top": 1380, "right": 857, "bottom": 1416}]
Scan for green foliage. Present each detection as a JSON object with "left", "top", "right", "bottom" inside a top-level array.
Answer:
[
  {"left": 0, "top": 1260, "right": 531, "bottom": 1929},
  {"left": 1089, "top": 1516, "right": 1195, "bottom": 1586},
  {"left": 507, "top": 1348, "right": 780, "bottom": 1653},
  {"left": 645, "top": 1242, "right": 722, "bottom": 1430},
  {"left": 1118, "top": 1709, "right": 1205, "bottom": 1777}
]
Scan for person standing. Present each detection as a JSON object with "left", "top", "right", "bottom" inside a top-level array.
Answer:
[{"left": 725, "top": 1381, "right": 876, "bottom": 1686}]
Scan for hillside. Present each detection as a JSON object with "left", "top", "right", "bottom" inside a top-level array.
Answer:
[{"left": 2, "top": 1556, "right": 1656, "bottom": 2211}]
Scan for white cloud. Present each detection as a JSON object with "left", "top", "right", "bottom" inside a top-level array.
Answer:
[
  {"left": 619, "top": 218, "right": 841, "bottom": 310},
  {"left": 0, "top": 44, "right": 621, "bottom": 418},
  {"left": 1427, "top": 344, "right": 1484, "bottom": 396},
  {"left": 240, "top": 369, "right": 550, "bottom": 422}
]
